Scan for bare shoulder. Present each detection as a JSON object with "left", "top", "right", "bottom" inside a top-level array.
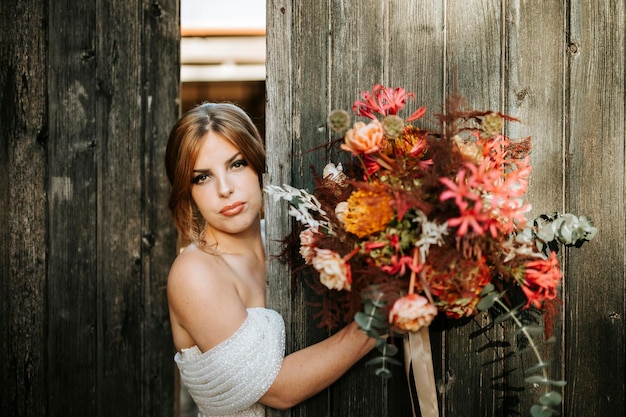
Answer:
[{"left": 167, "top": 244, "right": 248, "bottom": 352}]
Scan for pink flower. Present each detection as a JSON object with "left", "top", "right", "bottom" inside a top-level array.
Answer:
[
  {"left": 299, "top": 228, "right": 319, "bottom": 264},
  {"left": 341, "top": 120, "right": 385, "bottom": 155},
  {"left": 389, "top": 293, "right": 438, "bottom": 332},
  {"left": 311, "top": 248, "right": 352, "bottom": 291}
]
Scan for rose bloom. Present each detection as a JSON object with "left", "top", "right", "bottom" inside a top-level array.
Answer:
[
  {"left": 389, "top": 293, "right": 438, "bottom": 332},
  {"left": 299, "top": 227, "right": 318, "bottom": 264},
  {"left": 341, "top": 119, "right": 384, "bottom": 155},
  {"left": 311, "top": 248, "right": 352, "bottom": 291}
]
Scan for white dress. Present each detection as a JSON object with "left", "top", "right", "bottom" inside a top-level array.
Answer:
[{"left": 175, "top": 308, "right": 285, "bottom": 417}]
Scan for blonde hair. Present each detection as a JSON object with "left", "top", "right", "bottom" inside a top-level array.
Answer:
[{"left": 165, "top": 103, "right": 265, "bottom": 243}]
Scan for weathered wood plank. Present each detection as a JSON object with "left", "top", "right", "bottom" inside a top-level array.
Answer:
[
  {"left": 265, "top": 1, "right": 295, "bottom": 415},
  {"left": 444, "top": 1, "right": 504, "bottom": 416},
  {"left": 505, "top": 1, "right": 567, "bottom": 414},
  {"left": 46, "top": 1, "right": 100, "bottom": 415},
  {"left": 140, "top": 0, "right": 180, "bottom": 415},
  {"left": 0, "top": 1, "right": 48, "bottom": 416},
  {"left": 566, "top": 1, "right": 625, "bottom": 415},
  {"left": 94, "top": 0, "right": 145, "bottom": 414}
]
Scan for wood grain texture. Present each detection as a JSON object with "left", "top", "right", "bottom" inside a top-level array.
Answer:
[
  {"left": 566, "top": 1, "right": 625, "bottom": 416},
  {"left": 1, "top": 0, "right": 178, "bottom": 415},
  {"left": 0, "top": 1, "right": 48, "bottom": 416},
  {"left": 265, "top": 0, "right": 625, "bottom": 416}
]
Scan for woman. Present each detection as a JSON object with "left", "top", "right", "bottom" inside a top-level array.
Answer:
[{"left": 165, "top": 102, "right": 375, "bottom": 417}]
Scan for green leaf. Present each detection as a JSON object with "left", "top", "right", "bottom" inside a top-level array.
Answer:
[
  {"left": 480, "top": 282, "right": 495, "bottom": 296},
  {"left": 526, "top": 360, "right": 552, "bottom": 374},
  {"left": 374, "top": 367, "right": 393, "bottom": 379},
  {"left": 539, "top": 391, "right": 562, "bottom": 406},
  {"left": 530, "top": 404, "right": 556, "bottom": 417},
  {"left": 477, "top": 292, "right": 498, "bottom": 311},
  {"left": 355, "top": 312, "right": 386, "bottom": 331},
  {"left": 525, "top": 375, "right": 551, "bottom": 386},
  {"left": 378, "top": 343, "right": 399, "bottom": 357}
]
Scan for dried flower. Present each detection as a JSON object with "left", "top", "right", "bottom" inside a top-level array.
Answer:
[
  {"left": 382, "top": 114, "right": 405, "bottom": 139},
  {"left": 481, "top": 112, "right": 504, "bottom": 136},
  {"left": 327, "top": 109, "right": 351, "bottom": 133}
]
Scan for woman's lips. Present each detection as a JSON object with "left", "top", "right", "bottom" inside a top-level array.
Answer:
[{"left": 220, "top": 202, "right": 244, "bottom": 216}]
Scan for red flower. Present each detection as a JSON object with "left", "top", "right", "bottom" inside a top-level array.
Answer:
[
  {"left": 521, "top": 252, "right": 562, "bottom": 309},
  {"left": 352, "top": 84, "right": 425, "bottom": 121}
]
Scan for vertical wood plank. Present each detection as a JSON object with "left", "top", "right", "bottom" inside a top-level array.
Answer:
[
  {"left": 505, "top": 1, "right": 566, "bottom": 414},
  {"left": 47, "top": 0, "right": 99, "bottom": 415},
  {"left": 289, "top": 1, "right": 333, "bottom": 416},
  {"left": 0, "top": 1, "right": 48, "bottom": 416},
  {"left": 95, "top": 0, "right": 144, "bottom": 414},
  {"left": 444, "top": 1, "right": 504, "bottom": 416},
  {"left": 566, "top": 1, "right": 625, "bottom": 415},
  {"left": 326, "top": 2, "right": 396, "bottom": 416},
  {"left": 387, "top": 3, "right": 446, "bottom": 416},
  {"left": 140, "top": 0, "right": 180, "bottom": 416},
  {"left": 265, "top": 1, "right": 295, "bottom": 415}
]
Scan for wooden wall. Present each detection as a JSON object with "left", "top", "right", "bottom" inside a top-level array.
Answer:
[
  {"left": 0, "top": 1, "right": 179, "bottom": 416},
  {"left": 265, "top": 1, "right": 625, "bottom": 416}
]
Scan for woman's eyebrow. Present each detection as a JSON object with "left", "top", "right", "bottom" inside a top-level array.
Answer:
[{"left": 192, "top": 152, "right": 242, "bottom": 173}]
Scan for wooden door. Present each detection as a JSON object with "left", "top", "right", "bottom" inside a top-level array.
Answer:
[
  {"left": 1, "top": 1, "right": 179, "bottom": 415},
  {"left": 264, "top": 1, "right": 625, "bottom": 416}
]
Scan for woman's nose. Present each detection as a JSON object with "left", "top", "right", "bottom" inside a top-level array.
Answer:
[{"left": 217, "top": 175, "right": 234, "bottom": 197}]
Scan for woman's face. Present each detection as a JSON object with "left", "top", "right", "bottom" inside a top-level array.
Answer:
[{"left": 190, "top": 131, "right": 262, "bottom": 237}]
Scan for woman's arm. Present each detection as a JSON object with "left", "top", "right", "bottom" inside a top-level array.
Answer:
[{"left": 259, "top": 321, "right": 375, "bottom": 410}]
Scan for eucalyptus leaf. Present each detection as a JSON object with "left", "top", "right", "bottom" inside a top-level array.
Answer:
[
  {"left": 530, "top": 404, "right": 556, "bottom": 417},
  {"left": 477, "top": 292, "right": 498, "bottom": 311},
  {"left": 525, "top": 375, "right": 551, "bottom": 386},
  {"left": 539, "top": 391, "right": 562, "bottom": 406},
  {"left": 374, "top": 367, "right": 393, "bottom": 379},
  {"left": 526, "top": 360, "right": 552, "bottom": 374}
]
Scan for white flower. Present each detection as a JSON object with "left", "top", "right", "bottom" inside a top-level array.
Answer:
[
  {"left": 311, "top": 248, "right": 352, "bottom": 291},
  {"left": 323, "top": 162, "right": 347, "bottom": 186},
  {"left": 335, "top": 201, "right": 348, "bottom": 224},
  {"left": 264, "top": 184, "right": 334, "bottom": 234},
  {"left": 411, "top": 210, "right": 448, "bottom": 263}
]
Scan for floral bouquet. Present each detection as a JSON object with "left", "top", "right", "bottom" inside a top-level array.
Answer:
[{"left": 265, "top": 85, "right": 597, "bottom": 417}]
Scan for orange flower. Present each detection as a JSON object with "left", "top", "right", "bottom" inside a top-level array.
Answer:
[
  {"left": 389, "top": 293, "right": 438, "bottom": 332},
  {"left": 342, "top": 188, "right": 394, "bottom": 238},
  {"left": 341, "top": 120, "right": 384, "bottom": 155}
]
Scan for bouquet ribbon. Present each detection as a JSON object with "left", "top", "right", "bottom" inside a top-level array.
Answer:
[{"left": 403, "top": 327, "right": 439, "bottom": 417}]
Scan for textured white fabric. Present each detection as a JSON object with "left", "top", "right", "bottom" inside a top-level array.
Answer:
[{"left": 175, "top": 308, "right": 285, "bottom": 417}]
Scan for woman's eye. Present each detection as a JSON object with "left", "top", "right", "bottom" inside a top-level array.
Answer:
[
  {"left": 191, "top": 173, "right": 211, "bottom": 184},
  {"left": 232, "top": 159, "right": 248, "bottom": 169}
]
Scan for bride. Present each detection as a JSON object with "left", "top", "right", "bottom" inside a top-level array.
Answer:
[{"left": 165, "top": 102, "right": 375, "bottom": 416}]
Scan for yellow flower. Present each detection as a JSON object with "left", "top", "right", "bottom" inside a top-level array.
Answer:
[{"left": 343, "top": 188, "right": 394, "bottom": 238}]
